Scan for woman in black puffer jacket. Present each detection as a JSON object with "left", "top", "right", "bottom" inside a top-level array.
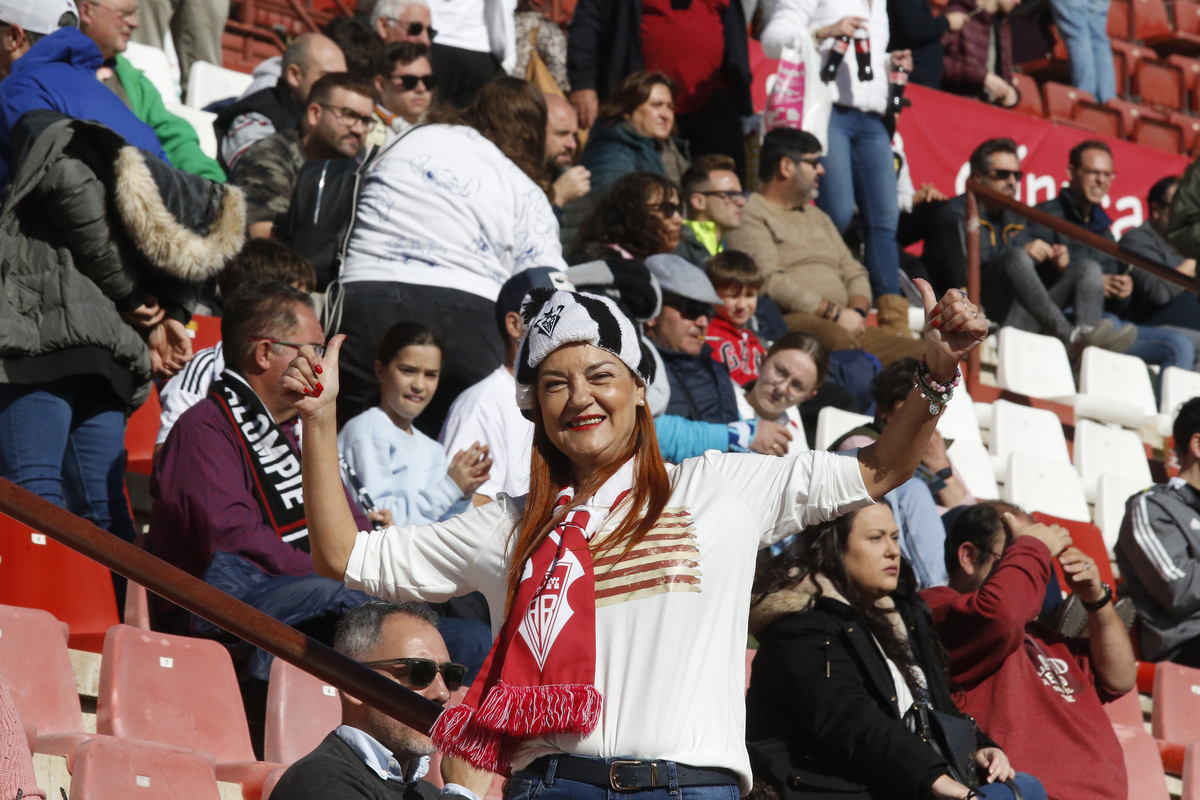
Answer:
[{"left": 746, "top": 502, "right": 1046, "bottom": 800}]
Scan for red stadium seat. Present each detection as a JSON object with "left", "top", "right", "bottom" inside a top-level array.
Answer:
[
  {"left": 1031, "top": 512, "right": 1117, "bottom": 590},
  {"left": 1136, "top": 60, "right": 1186, "bottom": 108},
  {"left": 1011, "top": 73, "right": 1045, "bottom": 117},
  {"left": 1113, "top": 724, "right": 1171, "bottom": 800},
  {"left": 262, "top": 767, "right": 287, "bottom": 800},
  {"left": 1072, "top": 101, "right": 1125, "bottom": 136},
  {"left": 1178, "top": 0, "right": 1200, "bottom": 36},
  {"left": 1181, "top": 741, "right": 1200, "bottom": 800},
  {"left": 1135, "top": 0, "right": 1173, "bottom": 41},
  {"left": 124, "top": 389, "right": 161, "bottom": 476},
  {"left": 1134, "top": 117, "right": 1187, "bottom": 151},
  {"left": 1043, "top": 82, "right": 1095, "bottom": 122},
  {"left": 263, "top": 657, "right": 342, "bottom": 765},
  {"left": 0, "top": 515, "right": 119, "bottom": 652},
  {"left": 0, "top": 604, "right": 87, "bottom": 737},
  {"left": 123, "top": 580, "right": 151, "bottom": 631},
  {"left": 1115, "top": 51, "right": 1130, "bottom": 97},
  {"left": 70, "top": 738, "right": 221, "bottom": 800},
  {"left": 1104, "top": 690, "right": 1144, "bottom": 727},
  {"left": 97, "top": 625, "right": 285, "bottom": 800},
  {"left": 1107, "top": 97, "right": 1168, "bottom": 133},
  {"left": 1168, "top": 53, "right": 1200, "bottom": 85},
  {"left": 1110, "top": 0, "right": 1132, "bottom": 39},
  {"left": 189, "top": 315, "right": 223, "bottom": 352},
  {"left": 1168, "top": 111, "right": 1200, "bottom": 150},
  {"left": 1152, "top": 662, "right": 1200, "bottom": 744},
  {"left": 1112, "top": 39, "right": 1160, "bottom": 79},
  {"left": 1142, "top": 0, "right": 1200, "bottom": 53}
]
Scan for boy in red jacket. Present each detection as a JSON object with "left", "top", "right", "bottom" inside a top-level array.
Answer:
[
  {"left": 922, "top": 502, "right": 1136, "bottom": 800},
  {"left": 703, "top": 251, "right": 767, "bottom": 386}
]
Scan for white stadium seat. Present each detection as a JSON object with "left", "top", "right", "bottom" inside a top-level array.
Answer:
[
  {"left": 1073, "top": 418, "right": 1152, "bottom": 503},
  {"left": 170, "top": 105, "right": 219, "bottom": 160},
  {"left": 996, "top": 327, "right": 1076, "bottom": 400},
  {"left": 814, "top": 407, "right": 873, "bottom": 452},
  {"left": 946, "top": 440, "right": 1000, "bottom": 501},
  {"left": 187, "top": 61, "right": 255, "bottom": 110},
  {"left": 1094, "top": 473, "right": 1152, "bottom": 553},
  {"left": 1155, "top": 366, "right": 1200, "bottom": 436},
  {"left": 937, "top": 387, "right": 983, "bottom": 445},
  {"left": 123, "top": 41, "right": 180, "bottom": 107},
  {"left": 988, "top": 399, "right": 1070, "bottom": 482},
  {"left": 1075, "top": 346, "right": 1157, "bottom": 430},
  {"left": 1003, "top": 452, "right": 1090, "bottom": 522}
]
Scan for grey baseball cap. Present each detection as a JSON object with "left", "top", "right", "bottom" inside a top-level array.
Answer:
[
  {"left": 644, "top": 253, "right": 722, "bottom": 305},
  {"left": 0, "top": 0, "right": 78, "bottom": 35}
]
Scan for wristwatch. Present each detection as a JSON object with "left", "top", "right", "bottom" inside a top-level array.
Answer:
[{"left": 1082, "top": 582, "right": 1114, "bottom": 613}]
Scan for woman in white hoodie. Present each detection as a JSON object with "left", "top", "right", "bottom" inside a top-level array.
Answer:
[{"left": 762, "top": 0, "right": 912, "bottom": 330}]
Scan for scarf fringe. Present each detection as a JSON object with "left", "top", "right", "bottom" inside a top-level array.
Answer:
[{"left": 431, "top": 683, "right": 602, "bottom": 773}]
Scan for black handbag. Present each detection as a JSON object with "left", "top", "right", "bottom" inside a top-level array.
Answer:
[{"left": 903, "top": 702, "right": 1025, "bottom": 800}]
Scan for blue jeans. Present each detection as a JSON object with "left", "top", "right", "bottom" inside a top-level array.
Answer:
[
  {"left": 818, "top": 106, "right": 901, "bottom": 299},
  {"left": 0, "top": 377, "right": 135, "bottom": 543},
  {"left": 507, "top": 757, "right": 740, "bottom": 800},
  {"left": 1105, "top": 312, "right": 1195, "bottom": 393},
  {"left": 888, "top": 477, "right": 949, "bottom": 590},
  {"left": 976, "top": 773, "right": 1048, "bottom": 800},
  {"left": 1051, "top": 0, "right": 1116, "bottom": 101}
]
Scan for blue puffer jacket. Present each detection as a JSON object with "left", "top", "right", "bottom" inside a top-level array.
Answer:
[
  {"left": 657, "top": 342, "right": 740, "bottom": 424},
  {"left": 0, "top": 27, "right": 168, "bottom": 185},
  {"left": 581, "top": 122, "right": 687, "bottom": 197}
]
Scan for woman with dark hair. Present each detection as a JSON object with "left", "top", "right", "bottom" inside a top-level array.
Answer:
[
  {"left": 581, "top": 71, "right": 690, "bottom": 198},
  {"left": 334, "top": 76, "right": 567, "bottom": 434},
  {"left": 571, "top": 172, "right": 684, "bottom": 263},
  {"left": 747, "top": 504, "right": 1046, "bottom": 800},
  {"left": 286, "top": 278, "right": 984, "bottom": 800}
]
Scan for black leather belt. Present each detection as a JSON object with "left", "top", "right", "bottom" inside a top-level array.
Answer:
[{"left": 526, "top": 755, "right": 741, "bottom": 791}]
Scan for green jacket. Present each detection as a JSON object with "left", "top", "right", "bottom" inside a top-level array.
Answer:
[
  {"left": 113, "top": 55, "right": 224, "bottom": 182},
  {"left": 682, "top": 218, "right": 724, "bottom": 256}
]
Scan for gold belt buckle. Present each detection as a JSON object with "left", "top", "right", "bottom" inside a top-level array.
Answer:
[{"left": 609, "top": 760, "right": 655, "bottom": 791}]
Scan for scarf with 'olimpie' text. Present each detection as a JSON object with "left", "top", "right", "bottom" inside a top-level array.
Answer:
[
  {"left": 209, "top": 369, "right": 309, "bottom": 550},
  {"left": 430, "top": 486, "right": 632, "bottom": 772}
]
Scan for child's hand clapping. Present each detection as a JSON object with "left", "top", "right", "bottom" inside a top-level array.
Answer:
[{"left": 448, "top": 442, "right": 493, "bottom": 499}]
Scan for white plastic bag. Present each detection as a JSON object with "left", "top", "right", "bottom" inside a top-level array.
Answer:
[{"left": 762, "top": 33, "right": 832, "bottom": 154}]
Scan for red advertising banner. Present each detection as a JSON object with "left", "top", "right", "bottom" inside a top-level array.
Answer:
[{"left": 896, "top": 84, "right": 1191, "bottom": 240}]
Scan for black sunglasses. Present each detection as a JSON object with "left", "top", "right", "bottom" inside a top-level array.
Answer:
[
  {"left": 360, "top": 657, "right": 468, "bottom": 691},
  {"left": 986, "top": 168, "right": 1024, "bottom": 181},
  {"left": 663, "top": 293, "right": 714, "bottom": 321},
  {"left": 647, "top": 201, "right": 683, "bottom": 218},
  {"left": 392, "top": 73, "right": 439, "bottom": 91},
  {"left": 384, "top": 18, "right": 438, "bottom": 39}
]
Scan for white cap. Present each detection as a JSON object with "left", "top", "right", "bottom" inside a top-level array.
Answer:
[{"left": 0, "top": 0, "right": 78, "bottom": 35}]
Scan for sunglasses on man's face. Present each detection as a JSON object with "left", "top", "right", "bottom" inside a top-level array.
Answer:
[
  {"left": 391, "top": 73, "right": 439, "bottom": 91},
  {"left": 385, "top": 18, "right": 438, "bottom": 39},
  {"left": 986, "top": 168, "right": 1023, "bottom": 182},
  {"left": 360, "top": 657, "right": 468, "bottom": 691},
  {"left": 663, "top": 295, "right": 714, "bottom": 321}
]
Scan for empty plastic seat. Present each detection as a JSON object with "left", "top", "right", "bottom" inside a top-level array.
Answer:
[
  {"left": 814, "top": 407, "right": 873, "bottom": 451},
  {"left": 1104, "top": 689, "right": 1144, "bottom": 727},
  {"left": 1043, "top": 82, "right": 1095, "bottom": 122},
  {"left": 1169, "top": 111, "right": 1200, "bottom": 151},
  {"left": 1109, "top": 0, "right": 1132, "bottom": 39},
  {"left": 1142, "top": 0, "right": 1200, "bottom": 53},
  {"left": 1072, "top": 101, "right": 1124, "bottom": 136},
  {"left": 186, "top": 61, "right": 255, "bottom": 109},
  {"left": 1135, "top": 117, "right": 1187, "bottom": 151},
  {"left": 263, "top": 657, "right": 342, "bottom": 765},
  {"left": 0, "top": 515, "right": 119, "bottom": 652},
  {"left": 1106, "top": 97, "right": 1168, "bottom": 135},
  {"left": 70, "top": 738, "right": 220, "bottom": 800},
  {"left": 990, "top": 399, "right": 1071, "bottom": 477},
  {"left": 262, "top": 767, "right": 287, "bottom": 800},
  {"left": 1182, "top": 741, "right": 1200, "bottom": 800},
  {"left": 124, "top": 581, "right": 152, "bottom": 631},
  {"left": 1168, "top": 54, "right": 1200, "bottom": 103},
  {"left": 97, "top": 625, "right": 284, "bottom": 800},
  {"left": 122, "top": 41, "right": 180, "bottom": 107},
  {"left": 1073, "top": 419, "right": 1152, "bottom": 502},
  {"left": 0, "top": 604, "right": 86, "bottom": 738},
  {"left": 995, "top": 327, "right": 1076, "bottom": 400},
  {"left": 1152, "top": 662, "right": 1200, "bottom": 744},
  {"left": 125, "top": 391, "right": 161, "bottom": 476},
  {"left": 1032, "top": 512, "right": 1118, "bottom": 588},
  {"left": 1112, "top": 40, "right": 1160, "bottom": 80},
  {"left": 1004, "top": 453, "right": 1090, "bottom": 521},
  {"left": 946, "top": 440, "right": 1001, "bottom": 500},
  {"left": 1179, "top": 0, "right": 1200, "bottom": 37},
  {"left": 1077, "top": 346, "right": 1158, "bottom": 429},
  {"left": 1094, "top": 473, "right": 1152, "bottom": 552},
  {"left": 1115, "top": 51, "right": 1129, "bottom": 97},
  {"left": 171, "top": 104, "right": 219, "bottom": 160},
  {"left": 1011, "top": 73, "right": 1045, "bottom": 117},
  {"left": 1136, "top": 60, "right": 1186, "bottom": 109},
  {"left": 1112, "top": 724, "right": 1171, "bottom": 800},
  {"left": 1159, "top": 365, "right": 1200, "bottom": 430},
  {"left": 936, "top": 387, "right": 983, "bottom": 445}
]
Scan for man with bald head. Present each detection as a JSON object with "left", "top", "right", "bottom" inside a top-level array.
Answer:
[
  {"left": 543, "top": 93, "right": 589, "bottom": 210},
  {"left": 371, "top": 0, "right": 433, "bottom": 46},
  {"left": 215, "top": 32, "right": 346, "bottom": 171},
  {"left": 270, "top": 600, "right": 491, "bottom": 800}
]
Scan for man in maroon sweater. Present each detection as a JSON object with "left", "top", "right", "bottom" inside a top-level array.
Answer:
[{"left": 922, "top": 502, "right": 1136, "bottom": 800}]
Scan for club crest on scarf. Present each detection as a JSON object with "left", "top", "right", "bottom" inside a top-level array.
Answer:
[{"left": 430, "top": 487, "right": 603, "bottom": 773}]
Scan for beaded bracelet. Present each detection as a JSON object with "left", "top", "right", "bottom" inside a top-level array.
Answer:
[{"left": 913, "top": 358, "right": 962, "bottom": 415}]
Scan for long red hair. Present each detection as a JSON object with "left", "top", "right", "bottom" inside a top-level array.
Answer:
[{"left": 504, "top": 396, "right": 671, "bottom": 613}]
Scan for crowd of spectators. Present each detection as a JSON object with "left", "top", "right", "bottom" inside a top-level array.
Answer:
[{"left": 4, "top": 0, "right": 1200, "bottom": 799}]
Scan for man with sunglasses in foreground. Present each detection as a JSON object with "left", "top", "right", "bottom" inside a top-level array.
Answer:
[
  {"left": 273, "top": 599, "right": 494, "bottom": 800},
  {"left": 231, "top": 72, "right": 376, "bottom": 239},
  {"left": 924, "top": 137, "right": 1136, "bottom": 357}
]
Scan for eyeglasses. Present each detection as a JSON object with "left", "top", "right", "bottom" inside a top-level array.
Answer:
[
  {"left": 985, "top": 168, "right": 1024, "bottom": 181},
  {"left": 248, "top": 336, "right": 327, "bottom": 358},
  {"left": 388, "top": 73, "right": 439, "bottom": 91},
  {"left": 700, "top": 190, "right": 749, "bottom": 202},
  {"left": 82, "top": 0, "right": 139, "bottom": 22},
  {"left": 318, "top": 103, "right": 375, "bottom": 132},
  {"left": 382, "top": 18, "right": 438, "bottom": 39},
  {"left": 360, "top": 657, "right": 468, "bottom": 691},
  {"left": 789, "top": 155, "right": 822, "bottom": 168},
  {"left": 663, "top": 294, "right": 714, "bottom": 321},
  {"left": 1079, "top": 167, "right": 1116, "bottom": 181},
  {"left": 647, "top": 201, "right": 683, "bottom": 218}
]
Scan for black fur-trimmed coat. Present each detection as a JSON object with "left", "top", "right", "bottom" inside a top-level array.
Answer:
[{"left": 0, "top": 110, "right": 244, "bottom": 407}]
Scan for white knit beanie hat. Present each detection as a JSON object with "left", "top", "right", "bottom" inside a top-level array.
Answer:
[{"left": 514, "top": 289, "right": 654, "bottom": 414}]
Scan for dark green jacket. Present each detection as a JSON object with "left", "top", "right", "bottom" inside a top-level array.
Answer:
[{"left": 114, "top": 54, "right": 225, "bottom": 182}]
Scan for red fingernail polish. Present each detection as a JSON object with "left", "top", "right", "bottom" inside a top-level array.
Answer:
[
  {"left": 315, "top": 364, "right": 323, "bottom": 374},
  {"left": 315, "top": 390, "right": 322, "bottom": 397},
  {"left": 931, "top": 319, "right": 940, "bottom": 329},
  {"left": 303, "top": 388, "right": 312, "bottom": 395},
  {"left": 958, "top": 325, "right": 964, "bottom": 331},
  {"left": 315, "top": 382, "right": 324, "bottom": 392}
]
